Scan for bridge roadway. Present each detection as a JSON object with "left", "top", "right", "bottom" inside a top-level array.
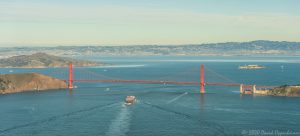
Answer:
[
  {"left": 63, "top": 64, "right": 276, "bottom": 90},
  {"left": 69, "top": 79, "right": 241, "bottom": 86},
  {"left": 63, "top": 79, "right": 276, "bottom": 89}
]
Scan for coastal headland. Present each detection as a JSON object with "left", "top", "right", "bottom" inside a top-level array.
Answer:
[{"left": 0, "top": 73, "right": 67, "bottom": 94}]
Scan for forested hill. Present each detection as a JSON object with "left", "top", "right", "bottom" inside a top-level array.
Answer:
[{"left": 0, "top": 53, "right": 104, "bottom": 68}]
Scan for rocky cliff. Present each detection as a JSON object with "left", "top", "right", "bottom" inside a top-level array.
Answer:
[
  {"left": 267, "top": 85, "right": 300, "bottom": 97},
  {"left": 0, "top": 73, "right": 67, "bottom": 94}
]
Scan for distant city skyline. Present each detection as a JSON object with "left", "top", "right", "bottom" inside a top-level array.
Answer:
[{"left": 1, "top": 0, "right": 300, "bottom": 46}]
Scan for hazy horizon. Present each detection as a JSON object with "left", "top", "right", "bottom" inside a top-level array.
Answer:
[
  {"left": 0, "top": 40, "right": 299, "bottom": 48},
  {"left": 1, "top": 0, "right": 300, "bottom": 46}
]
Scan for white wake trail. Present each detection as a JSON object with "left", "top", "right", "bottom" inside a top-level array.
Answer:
[
  {"left": 105, "top": 104, "right": 132, "bottom": 136},
  {"left": 167, "top": 92, "right": 188, "bottom": 104}
]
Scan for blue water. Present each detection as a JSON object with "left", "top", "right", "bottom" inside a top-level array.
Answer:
[{"left": 1, "top": 56, "right": 300, "bottom": 136}]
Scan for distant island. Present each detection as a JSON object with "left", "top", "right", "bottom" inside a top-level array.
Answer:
[
  {"left": 0, "top": 53, "right": 105, "bottom": 68},
  {"left": 1, "top": 40, "right": 300, "bottom": 57},
  {"left": 0, "top": 73, "right": 67, "bottom": 94}
]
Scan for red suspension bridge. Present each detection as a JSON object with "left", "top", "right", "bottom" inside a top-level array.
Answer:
[{"left": 60, "top": 63, "right": 276, "bottom": 94}]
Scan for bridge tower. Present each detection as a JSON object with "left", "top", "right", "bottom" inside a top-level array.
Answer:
[
  {"left": 68, "top": 63, "right": 73, "bottom": 89},
  {"left": 200, "top": 64, "right": 205, "bottom": 94}
]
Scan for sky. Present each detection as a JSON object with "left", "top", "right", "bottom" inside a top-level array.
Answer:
[{"left": 0, "top": 0, "right": 300, "bottom": 46}]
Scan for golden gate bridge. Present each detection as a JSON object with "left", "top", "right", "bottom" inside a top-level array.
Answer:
[{"left": 50, "top": 63, "right": 276, "bottom": 94}]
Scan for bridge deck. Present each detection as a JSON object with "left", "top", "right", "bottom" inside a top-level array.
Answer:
[
  {"left": 65, "top": 79, "right": 275, "bottom": 89},
  {"left": 71, "top": 79, "right": 241, "bottom": 86}
]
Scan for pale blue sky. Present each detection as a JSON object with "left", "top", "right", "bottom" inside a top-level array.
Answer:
[{"left": 1, "top": 0, "right": 300, "bottom": 46}]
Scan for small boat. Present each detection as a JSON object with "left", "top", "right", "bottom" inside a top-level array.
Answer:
[{"left": 125, "top": 96, "right": 136, "bottom": 105}]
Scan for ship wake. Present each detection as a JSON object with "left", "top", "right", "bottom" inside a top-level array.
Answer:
[
  {"left": 166, "top": 92, "right": 188, "bottom": 104},
  {"left": 105, "top": 104, "right": 132, "bottom": 136}
]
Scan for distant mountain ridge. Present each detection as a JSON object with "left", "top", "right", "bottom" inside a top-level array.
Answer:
[
  {"left": 0, "top": 40, "right": 300, "bottom": 56},
  {"left": 0, "top": 53, "right": 104, "bottom": 68}
]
